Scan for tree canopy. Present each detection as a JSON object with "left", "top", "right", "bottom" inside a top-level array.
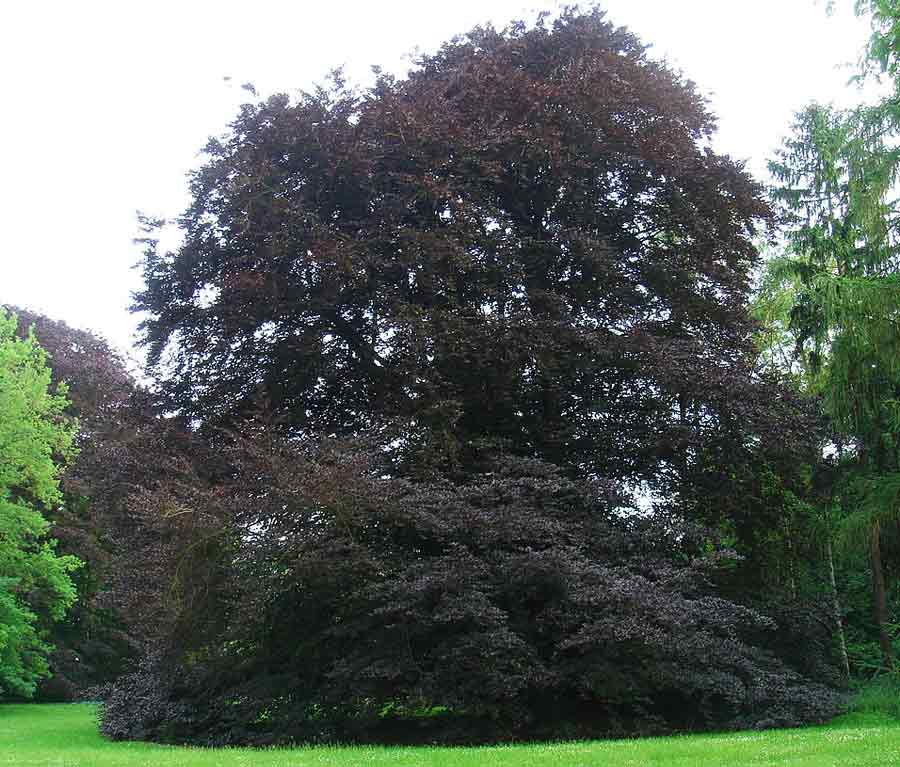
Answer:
[
  {"left": 133, "top": 9, "right": 809, "bottom": 500},
  {"left": 0, "top": 309, "right": 79, "bottom": 698},
  {"left": 95, "top": 9, "right": 843, "bottom": 745}
]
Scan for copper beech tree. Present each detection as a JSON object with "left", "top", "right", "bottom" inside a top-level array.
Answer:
[
  {"left": 134, "top": 11, "right": 809, "bottom": 493},
  {"left": 103, "top": 10, "right": 840, "bottom": 743}
]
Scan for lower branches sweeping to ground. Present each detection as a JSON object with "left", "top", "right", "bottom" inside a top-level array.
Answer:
[{"left": 100, "top": 436, "right": 843, "bottom": 745}]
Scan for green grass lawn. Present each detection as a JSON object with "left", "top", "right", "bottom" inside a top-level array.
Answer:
[{"left": 5, "top": 703, "right": 900, "bottom": 767}]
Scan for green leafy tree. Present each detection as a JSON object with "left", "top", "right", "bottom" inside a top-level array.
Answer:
[
  {"left": 758, "top": 101, "right": 900, "bottom": 671},
  {"left": 5, "top": 305, "right": 144, "bottom": 700},
  {"left": 0, "top": 309, "right": 79, "bottom": 698},
  {"left": 856, "top": 1, "right": 900, "bottom": 84}
]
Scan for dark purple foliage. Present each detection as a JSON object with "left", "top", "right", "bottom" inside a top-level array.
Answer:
[
  {"left": 101, "top": 437, "right": 841, "bottom": 744},
  {"left": 100, "top": 8, "right": 839, "bottom": 745},
  {"left": 132, "top": 9, "right": 814, "bottom": 493}
]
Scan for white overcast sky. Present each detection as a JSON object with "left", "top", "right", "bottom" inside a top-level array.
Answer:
[{"left": 0, "top": 0, "right": 878, "bottom": 366}]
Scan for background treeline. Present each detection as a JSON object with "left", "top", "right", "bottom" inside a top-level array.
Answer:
[{"left": 7, "top": 2, "right": 900, "bottom": 746}]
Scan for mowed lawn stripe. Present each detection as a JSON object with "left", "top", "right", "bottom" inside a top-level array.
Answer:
[{"left": 4, "top": 704, "right": 900, "bottom": 766}]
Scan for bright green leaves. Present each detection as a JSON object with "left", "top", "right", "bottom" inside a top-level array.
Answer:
[
  {"left": 757, "top": 90, "right": 900, "bottom": 672},
  {"left": 758, "top": 104, "right": 900, "bottom": 441},
  {"left": 856, "top": 0, "right": 900, "bottom": 84},
  {"left": 0, "top": 308, "right": 79, "bottom": 698}
]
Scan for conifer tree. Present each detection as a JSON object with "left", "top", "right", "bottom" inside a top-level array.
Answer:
[{"left": 759, "top": 102, "right": 900, "bottom": 670}]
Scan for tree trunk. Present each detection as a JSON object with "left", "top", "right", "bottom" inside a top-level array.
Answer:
[
  {"left": 871, "top": 519, "right": 893, "bottom": 671},
  {"left": 826, "top": 539, "right": 851, "bottom": 679},
  {"left": 785, "top": 520, "right": 797, "bottom": 600}
]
